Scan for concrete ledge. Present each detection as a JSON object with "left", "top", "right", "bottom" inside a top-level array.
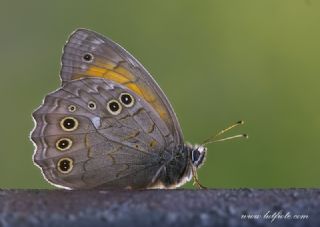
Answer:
[{"left": 0, "top": 189, "right": 318, "bottom": 227}]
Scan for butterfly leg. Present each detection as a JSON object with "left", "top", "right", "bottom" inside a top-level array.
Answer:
[{"left": 192, "top": 166, "right": 207, "bottom": 189}]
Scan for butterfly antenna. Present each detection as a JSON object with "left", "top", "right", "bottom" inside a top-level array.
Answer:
[
  {"left": 191, "top": 121, "right": 247, "bottom": 189},
  {"left": 202, "top": 120, "right": 248, "bottom": 146}
]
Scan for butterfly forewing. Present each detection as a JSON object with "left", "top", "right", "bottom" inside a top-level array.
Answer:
[{"left": 60, "top": 28, "right": 184, "bottom": 146}]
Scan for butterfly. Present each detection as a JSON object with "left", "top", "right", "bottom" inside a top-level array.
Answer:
[{"left": 31, "top": 29, "right": 246, "bottom": 189}]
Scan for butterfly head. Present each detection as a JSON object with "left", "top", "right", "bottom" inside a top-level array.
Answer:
[{"left": 189, "top": 144, "right": 207, "bottom": 168}]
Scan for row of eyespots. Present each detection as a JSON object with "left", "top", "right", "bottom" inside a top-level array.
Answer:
[
  {"left": 66, "top": 92, "right": 135, "bottom": 117},
  {"left": 57, "top": 117, "right": 77, "bottom": 173},
  {"left": 55, "top": 137, "right": 74, "bottom": 173},
  {"left": 57, "top": 117, "right": 77, "bottom": 151},
  {"left": 107, "top": 93, "right": 135, "bottom": 115},
  {"left": 57, "top": 99, "right": 82, "bottom": 173},
  {"left": 55, "top": 93, "right": 135, "bottom": 174},
  {"left": 68, "top": 101, "right": 96, "bottom": 113},
  {"left": 67, "top": 93, "right": 134, "bottom": 114}
]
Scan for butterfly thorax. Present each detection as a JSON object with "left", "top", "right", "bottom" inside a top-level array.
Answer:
[{"left": 149, "top": 143, "right": 207, "bottom": 189}]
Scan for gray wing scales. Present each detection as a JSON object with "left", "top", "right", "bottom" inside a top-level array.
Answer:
[
  {"left": 31, "top": 77, "right": 173, "bottom": 189},
  {"left": 82, "top": 144, "right": 161, "bottom": 189},
  {"left": 79, "top": 78, "right": 174, "bottom": 151},
  {"left": 60, "top": 28, "right": 184, "bottom": 147}
]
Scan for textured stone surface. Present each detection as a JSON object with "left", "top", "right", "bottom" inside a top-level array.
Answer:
[{"left": 0, "top": 189, "right": 319, "bottom": 227}]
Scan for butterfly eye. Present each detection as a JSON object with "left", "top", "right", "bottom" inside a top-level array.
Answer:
[
  {"left": 56, "top": 138, "right": 73, "bottom": 151},
  {"left": 88, "top": 101, "right": 96, "bottom": 110},
  {"left": 68, "top": 105, "right": 76, "bottom": 112},
  {"left": 57, "top": 157, "right": 73, "bottom": 174},
  {"left": 107, "top": 100, "right": 122, "bottom": 115},
  {"left": 119, "top": 93, "right": 135, "bottom": 107},
  {"left": 82, "top": 53, "right": 94, "bottom": 62},
  {"left": 60, "top": 117, "right": 79, "bottom": 132}
]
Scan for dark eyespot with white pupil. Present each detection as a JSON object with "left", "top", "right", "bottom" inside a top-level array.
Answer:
[
  {"left": 68, "top": 105, "right": 76, "bottom": 112},
  {"left": 57, "top": 158, "right": 73, "bottom": 174},
  {"left": 107, "top": 100, "right": 122, "bottom": 115},
  {"left": 88, "top": 101, "right": 96, "bottom": 110},
  {"left": 83, "top": 53, "right": 93, "bottom": 62},
  {"left": 119, "top": 93, "right": 134, "bottom": 107},
  {"left": 56, "top": 138, "right": 72, "bottom": 151},
  {"left": 60, "top": 117, "right": 79, "bottom": 131}
]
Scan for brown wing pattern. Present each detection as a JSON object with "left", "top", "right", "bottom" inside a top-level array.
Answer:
[
  {"left": 31, "top": 78, "right": 175, "bottom": 189},
  {"left": 60, "top": 29, "right": 183, "bottom": 146}
]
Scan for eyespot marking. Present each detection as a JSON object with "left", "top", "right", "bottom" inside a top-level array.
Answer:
[
  {"left": 57, "top": 157, "right": 74, "bottom": 174},
  {"left": 83, "top": 53, "right": 94, "bottom": 62},
  {"left": 68, "top": 105, "right": 76, "bottom": 112},
  {"left": 60, "top": 117, "right": 79, "bottom": 132},
  {"left": 119, "top": 92, "right": 135, "bottom": 107},
  {"left": 107, "top": 100, "right": 122, "bottom": 115},
  {"left": 56, "top": 138, "right": 73, "bottom": 151},
  {"left": 88, "top": 101, "right": 96, "bottom": 110}
]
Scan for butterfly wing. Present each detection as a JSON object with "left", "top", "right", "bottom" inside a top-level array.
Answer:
[
  {"left": 31, "top": 78, "right": 176, "bottom": 189},
  {"left": 60, "top": 28, "right": 183, "bottom": 146}
]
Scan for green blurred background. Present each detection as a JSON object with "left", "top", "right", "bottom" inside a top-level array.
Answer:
[{"left": 0, "top": 0, "right": 319, "bottom": 189}]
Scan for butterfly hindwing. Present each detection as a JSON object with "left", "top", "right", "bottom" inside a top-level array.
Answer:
[{"left": 31, "top": 78, "right": 175, "bottom": 189}]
